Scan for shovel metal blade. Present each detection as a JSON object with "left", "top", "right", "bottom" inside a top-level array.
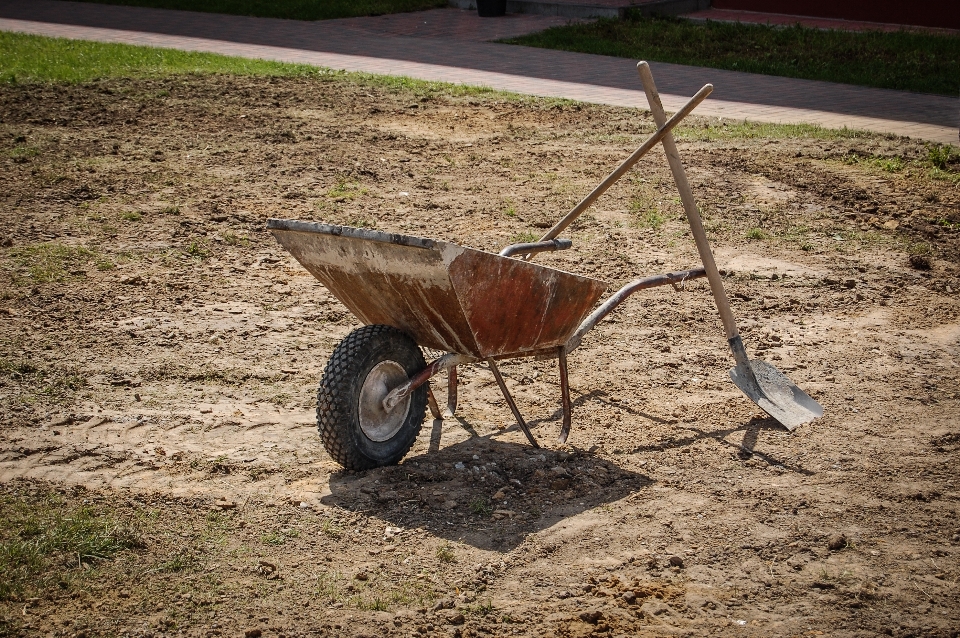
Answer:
[{"left": 730, "top": 359, "right": 823, "bottom": 431}]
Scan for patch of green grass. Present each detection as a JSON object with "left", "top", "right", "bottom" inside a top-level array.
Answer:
[
  {"left": 8, "top": 243, "right": 97, "bottom": 283},
  {"left": 320, "top": 519, "right": 342, "bottom": 538},
  {"left": 157, "top": 548, "right": 199, "bottom": 573},
  {"left": 261, "top": 531, "right": 287, "bottom": 546},
  {"left": 184, "top": 240, "right": 210, "bottom": 259},
  {"left": 677, "top": 119, "right": 869, "bottom": 142},
  {"left": 326, "top": 178, "right": 367, "bottom": 202},
  {"left": 928, "top": 143, "right": 959, "bottom": 170},
  {"left": 745, "top": 227, "right": 768, "bottom": 240},
  {"left": 73, "top": 0, "right": 447, "bottom": 21},
  {"left": 470, "top": 497, "right": 492, "bottom": 517},
  {"left": 121, "top": 211, "right": 143, "bottom": 222},
  {"left": 632, "top": 206, "right": 666, "bottom": 230},
  {"left": 8, "top": 145, "right": 40, "bottom": 163},
  {"left": 0, "top": 491, "right": 142, "bottom": 599},
  {"left": 841, "top": 144, "right": 960, "bottom": 184},
  {"left": 314, "top": 569, "right": 344, "bottom": 601},
  {"left": 467, "top": 599, "right": 496, "bottom": 615},
  {"left": 221, "top": 231, "right": 248, "bottom": 246},
  {"left": 505, "top": 14, "right": 960, "bottom": 96},
  {"left": 0, "top": 32, "right": 536, "bottom": 105},
  {"left": 355, "top": 596, "right": 389, "bottom": 611},
  {"left": 0, "top": 358, "right": 86, "bottom": 404},
  {"left": 161, "top": 205, "right": 180, "bottom": 215},
  {"left": 436, "top": 542, "right": 456, "bottom": 563},
  {"left": 507, "top": 231, "right": 539, "bottom": 245}
]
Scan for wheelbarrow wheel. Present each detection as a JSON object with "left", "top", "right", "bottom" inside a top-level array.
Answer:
[{"left": 317, "top": 325, "right": 427, "bottom": 470}]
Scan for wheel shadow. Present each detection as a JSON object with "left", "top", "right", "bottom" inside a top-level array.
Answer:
[{"left": 321, "top": 431, "right": 652, "bottom": 552}]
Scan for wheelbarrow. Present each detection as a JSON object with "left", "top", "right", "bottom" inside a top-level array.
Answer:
[{"left": 267, "top": 63, "right": 823, "bottom": 470}]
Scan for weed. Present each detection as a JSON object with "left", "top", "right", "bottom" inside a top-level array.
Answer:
[
  {"left": 314, "top": 570, "right": 343, "bottom": 601},
  {"left": 346, "top": 215, "right": 374, "bottom": 229},
  {"left": 326, "top": 177, "right": 366, "bottom": 201},
  {"left": 357, "top": 597, "right": 389, "bottom": 611},
  {"left": 120, "top": 211, "right": 143, "bottom": 222},
  {"left": 158, "top": 549, "right": 199, "bottom": 573},
  {"left": 436, "top": 543, "right": 456, "bottom": 563},
  {"left": 470, "top": 497, "right": 492, "bottom": 517},
  {"left": 161, "top": 205, "right": 180, "bottom": 215},
  {"left": 928, "top": 144, "right": 958, "bottom": 170},
  {"left": 745, "top": 227, "right": 768, "bottom": 240},
  {"left": 261, "top": 531, "right": 287, "bottom": 546},
  {"left": 468, "top": 599, "right": 496, "bottom": 615},
  {"left": 633, "top": 208, "right": 666, "bottom": 230},
  {"left": 508, "top": 231, "right": 538, "bottom": 244},
  {"left": 321, "top": 519, "right": 342, "bottom": 538},
  {"left": 221, "top": 231, "right": 247, "bottom": 246},
  {"left": 185, "top": 240, "right": 209, "bottom": 259}
]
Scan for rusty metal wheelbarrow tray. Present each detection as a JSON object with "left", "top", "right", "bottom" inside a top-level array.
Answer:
[{"left": 267, "top": 220, "right": 607, "bottom": 360}]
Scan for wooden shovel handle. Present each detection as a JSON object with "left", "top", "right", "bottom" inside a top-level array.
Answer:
[
  {"left": 535, "top": 83, "right": 713, "bottom": 247},
  {"left": 636, "top": 61, "right": 741, "bottom": 343}
]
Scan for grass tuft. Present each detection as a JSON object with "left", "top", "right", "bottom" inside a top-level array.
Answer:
[
  {"left": 9, "top": 243, "right": 96, "bottom": 284},
  {"left": 0, "top": 492, "right": 142, "bottom": 599},
  {"left": 436, "top": 542, "right": 456, "bottom": 563}
]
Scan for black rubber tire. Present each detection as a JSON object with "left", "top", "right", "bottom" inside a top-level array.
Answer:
[{"left": 317, "top": 325, "right": 427, "bottom": 470}]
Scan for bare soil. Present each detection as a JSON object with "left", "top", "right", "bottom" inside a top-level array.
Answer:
[{"left": 1, "top": 74, "right": 959, "bottom": 638}]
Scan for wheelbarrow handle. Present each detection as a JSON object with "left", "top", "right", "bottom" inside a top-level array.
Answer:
[
  {"left": 636, "top": 61, "right": 742, "bottom": 355},
  {"left": 532, "top": 81, "right": 714, "bottom": 252},
  {"left": 499, "top": 238, "right": 572, "bottom": 258}
]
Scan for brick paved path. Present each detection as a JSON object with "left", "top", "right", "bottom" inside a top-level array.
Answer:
[{"left": 0, "top": 0, "right": 955, "bottom": 144}]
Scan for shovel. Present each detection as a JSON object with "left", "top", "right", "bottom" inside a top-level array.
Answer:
[{"left": 637, "top": 62, "right": 823, "bottom": 430}]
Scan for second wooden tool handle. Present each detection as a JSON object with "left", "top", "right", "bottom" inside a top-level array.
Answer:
[{"left": 636, "top": 61, "right": 741, "bottom": 344}]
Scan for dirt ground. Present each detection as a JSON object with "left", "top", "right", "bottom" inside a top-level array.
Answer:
[{"left": 1, "top": 73, "right": 958, "bottom": 638}]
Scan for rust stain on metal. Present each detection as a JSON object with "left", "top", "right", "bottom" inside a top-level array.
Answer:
[{"left": 269, "top": 220, "right": 605, "bottom": 359}]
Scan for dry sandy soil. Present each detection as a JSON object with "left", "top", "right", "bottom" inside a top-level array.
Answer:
[{"left": 1, "top": 73, "right": 959, "bottom": 638}]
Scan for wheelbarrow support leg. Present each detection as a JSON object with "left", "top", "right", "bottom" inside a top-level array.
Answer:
[
  {"left": 444, "top": 366, "right": 458, "bottom": 418},
  {"left": 426, "top": 384, "right": 443, "bottom": 420},
  {"left": 558, "top": 346, "right": 572, "bottom": 444},
  {"left": 486, "top": 358, "right": 540, "bottom": 449}
]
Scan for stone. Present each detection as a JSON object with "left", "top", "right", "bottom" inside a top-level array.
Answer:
[
  {"left": 578, "top": 610, "right": 603, "bottom": 624},
  {"left": 909, "top": 254, "right": 932, "bottom": 271},
  {"left": 827, "top": 534, "right": 847, "bottom": 551},
  {"left": 431, "top": 599, "right": 454, "bottom": 612},
  {"left": 621, "top": 590, "right": 637, "bottom": 604},
  {"left": 668, "top": 555, "right": 684, "bottom": 568}
]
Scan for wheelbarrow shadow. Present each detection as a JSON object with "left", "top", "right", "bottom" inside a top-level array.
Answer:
[{"left": 321, "top": 433, "right": 652, "bottom": 552}]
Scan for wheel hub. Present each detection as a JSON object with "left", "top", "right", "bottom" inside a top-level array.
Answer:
[{"left": 358, "top": 360, "right": 411, "bottom": 442}]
